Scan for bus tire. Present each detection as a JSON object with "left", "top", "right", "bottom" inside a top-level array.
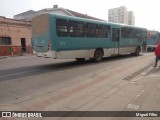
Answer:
[
  {"left": 134, "top": 47, "right": 140, "bottom": 56},
  {"left": 94, "top": 49, "right": 103, "bottom": 62}
]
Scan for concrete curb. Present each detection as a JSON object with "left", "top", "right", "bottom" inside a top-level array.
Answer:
[{"left": 0, "top": 56, "right": 7, "bottom": 59}]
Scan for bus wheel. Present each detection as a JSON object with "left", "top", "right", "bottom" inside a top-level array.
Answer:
[
  {"left": 94, "top": 49, "right": 103, "bottom": 62},
  {"left": 134, "top": 47, "right": 140, "bottom": 56},
  {"left": 76, "top": 58, "right": 85, "bottom": 62}
]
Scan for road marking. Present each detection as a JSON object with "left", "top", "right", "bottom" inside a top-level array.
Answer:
[
  {"left": 127, "top": 104, "right": 139, "bottom": 110},
  {"left": 127, "top": 90, "right": 144, "bottom": 110},
  {"left": 0, "top": 69, "right": 39, "bottom": 78}
]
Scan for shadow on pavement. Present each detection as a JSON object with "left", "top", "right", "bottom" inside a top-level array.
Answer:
[
  {"left": 0, "top": 54, "right": 142, "bottom": 81},
  {"left": 147, "top": 67, "right": 160, "bottom": 75}
]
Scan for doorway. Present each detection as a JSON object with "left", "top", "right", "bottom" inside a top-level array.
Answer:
[{"left": 21, "top": 38, "right": 26, "bottom": 53}]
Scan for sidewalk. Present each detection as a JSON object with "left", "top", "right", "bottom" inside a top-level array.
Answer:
[
  {"left": 0, "top": 54, "right": 33, "bottom": 59},
  {"left": 0, "top": 56, "right": 7, "bottom": 59},
  {"left": 132, "top": 66, "right": 160, "bottom": 111}
]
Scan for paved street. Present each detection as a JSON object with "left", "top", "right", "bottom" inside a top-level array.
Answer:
[{"left": 0, "top": 53, "right": 160, "bottom": 120}]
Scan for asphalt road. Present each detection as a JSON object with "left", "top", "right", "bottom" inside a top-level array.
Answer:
[{"left": 0, "top": 52, "right": 158, "bottom": 120}]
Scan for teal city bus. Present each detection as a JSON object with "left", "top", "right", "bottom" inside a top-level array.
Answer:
[
  {"left": 32, "top": 13, "right": 147, "bottom": 62},
  {"left": 146, "top": 31, "right": 160, "bottom": 51}
]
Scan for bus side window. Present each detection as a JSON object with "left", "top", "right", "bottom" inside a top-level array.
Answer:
[
  {"left": 77, "top": 22, "right": 84, "bottom": 37},
  {"left": 56, "top": 19, "right": 68, "bottom": 37},
  {"left": 99, "top": 25, "right": 110, "bottom": 38},
  {"left": 85, "top": 23, "right": 98, "bottom": 37},
  {"left": 128, "top": 28, "right": 134, "bottom": 38},
  {"left": 158, "top": 33, "right": 160, "bottom": 41},
  {"left": 135, "top": 29, "right": 142, "bottom": 39},
  {"left": 121, "top": 27, "right": 128, "bottom": 38},
  {"left": 68, "top": 20, "right": 84, "bottom": 37},
  {"left": 112, "top": 29, "right": 119, "bottom": 41},
  {"left": 108, "top": 26, "right": 111, "bottom": 38}
]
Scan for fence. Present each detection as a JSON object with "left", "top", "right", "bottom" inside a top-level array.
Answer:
[{"left": 0, "top": 46, "right": 33, "bottom": 56}]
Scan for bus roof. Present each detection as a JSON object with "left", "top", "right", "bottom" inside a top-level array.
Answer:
[{"left": 34, "top": 13, "right": 147, "bottom": 30}]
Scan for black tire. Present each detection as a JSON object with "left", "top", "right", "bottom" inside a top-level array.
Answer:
[
  {"left": 94, "top": 49, "right": 103, "bottom": 62},
  {"left": 134, "top": 47, "right": 140, "bottom": 56},
  {"left": 76, "top": 58, "right": 85, "bottom": 62}
]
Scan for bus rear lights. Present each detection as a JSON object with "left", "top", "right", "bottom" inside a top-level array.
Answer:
[{"left": 48, "top": 41, "right": 51, "bottom": 50}]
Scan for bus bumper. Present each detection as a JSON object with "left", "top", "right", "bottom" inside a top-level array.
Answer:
[{"left": 34, "top": 50, "right": 56, "bottom": 58}]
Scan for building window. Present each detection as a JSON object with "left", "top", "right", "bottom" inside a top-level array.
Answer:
[{"left": 0, "top": 37, "right": 12, "bottom": 45}]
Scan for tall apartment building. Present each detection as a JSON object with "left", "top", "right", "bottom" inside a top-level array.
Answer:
[{"left": 108, "top": 6, "right": 135, "bottom": 26}]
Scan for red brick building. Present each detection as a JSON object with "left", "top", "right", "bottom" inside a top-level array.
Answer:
[{"left": 0, "top": 16, "right": 32, "bottom": 56}]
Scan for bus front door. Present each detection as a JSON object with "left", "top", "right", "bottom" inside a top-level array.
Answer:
[{"left": 112, "top": 28, "right": 120, "bottom": 55}]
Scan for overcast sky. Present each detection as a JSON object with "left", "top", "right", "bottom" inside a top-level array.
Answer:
[{"left": 0, "top": 0, "right": 160, "bottom": 31}]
